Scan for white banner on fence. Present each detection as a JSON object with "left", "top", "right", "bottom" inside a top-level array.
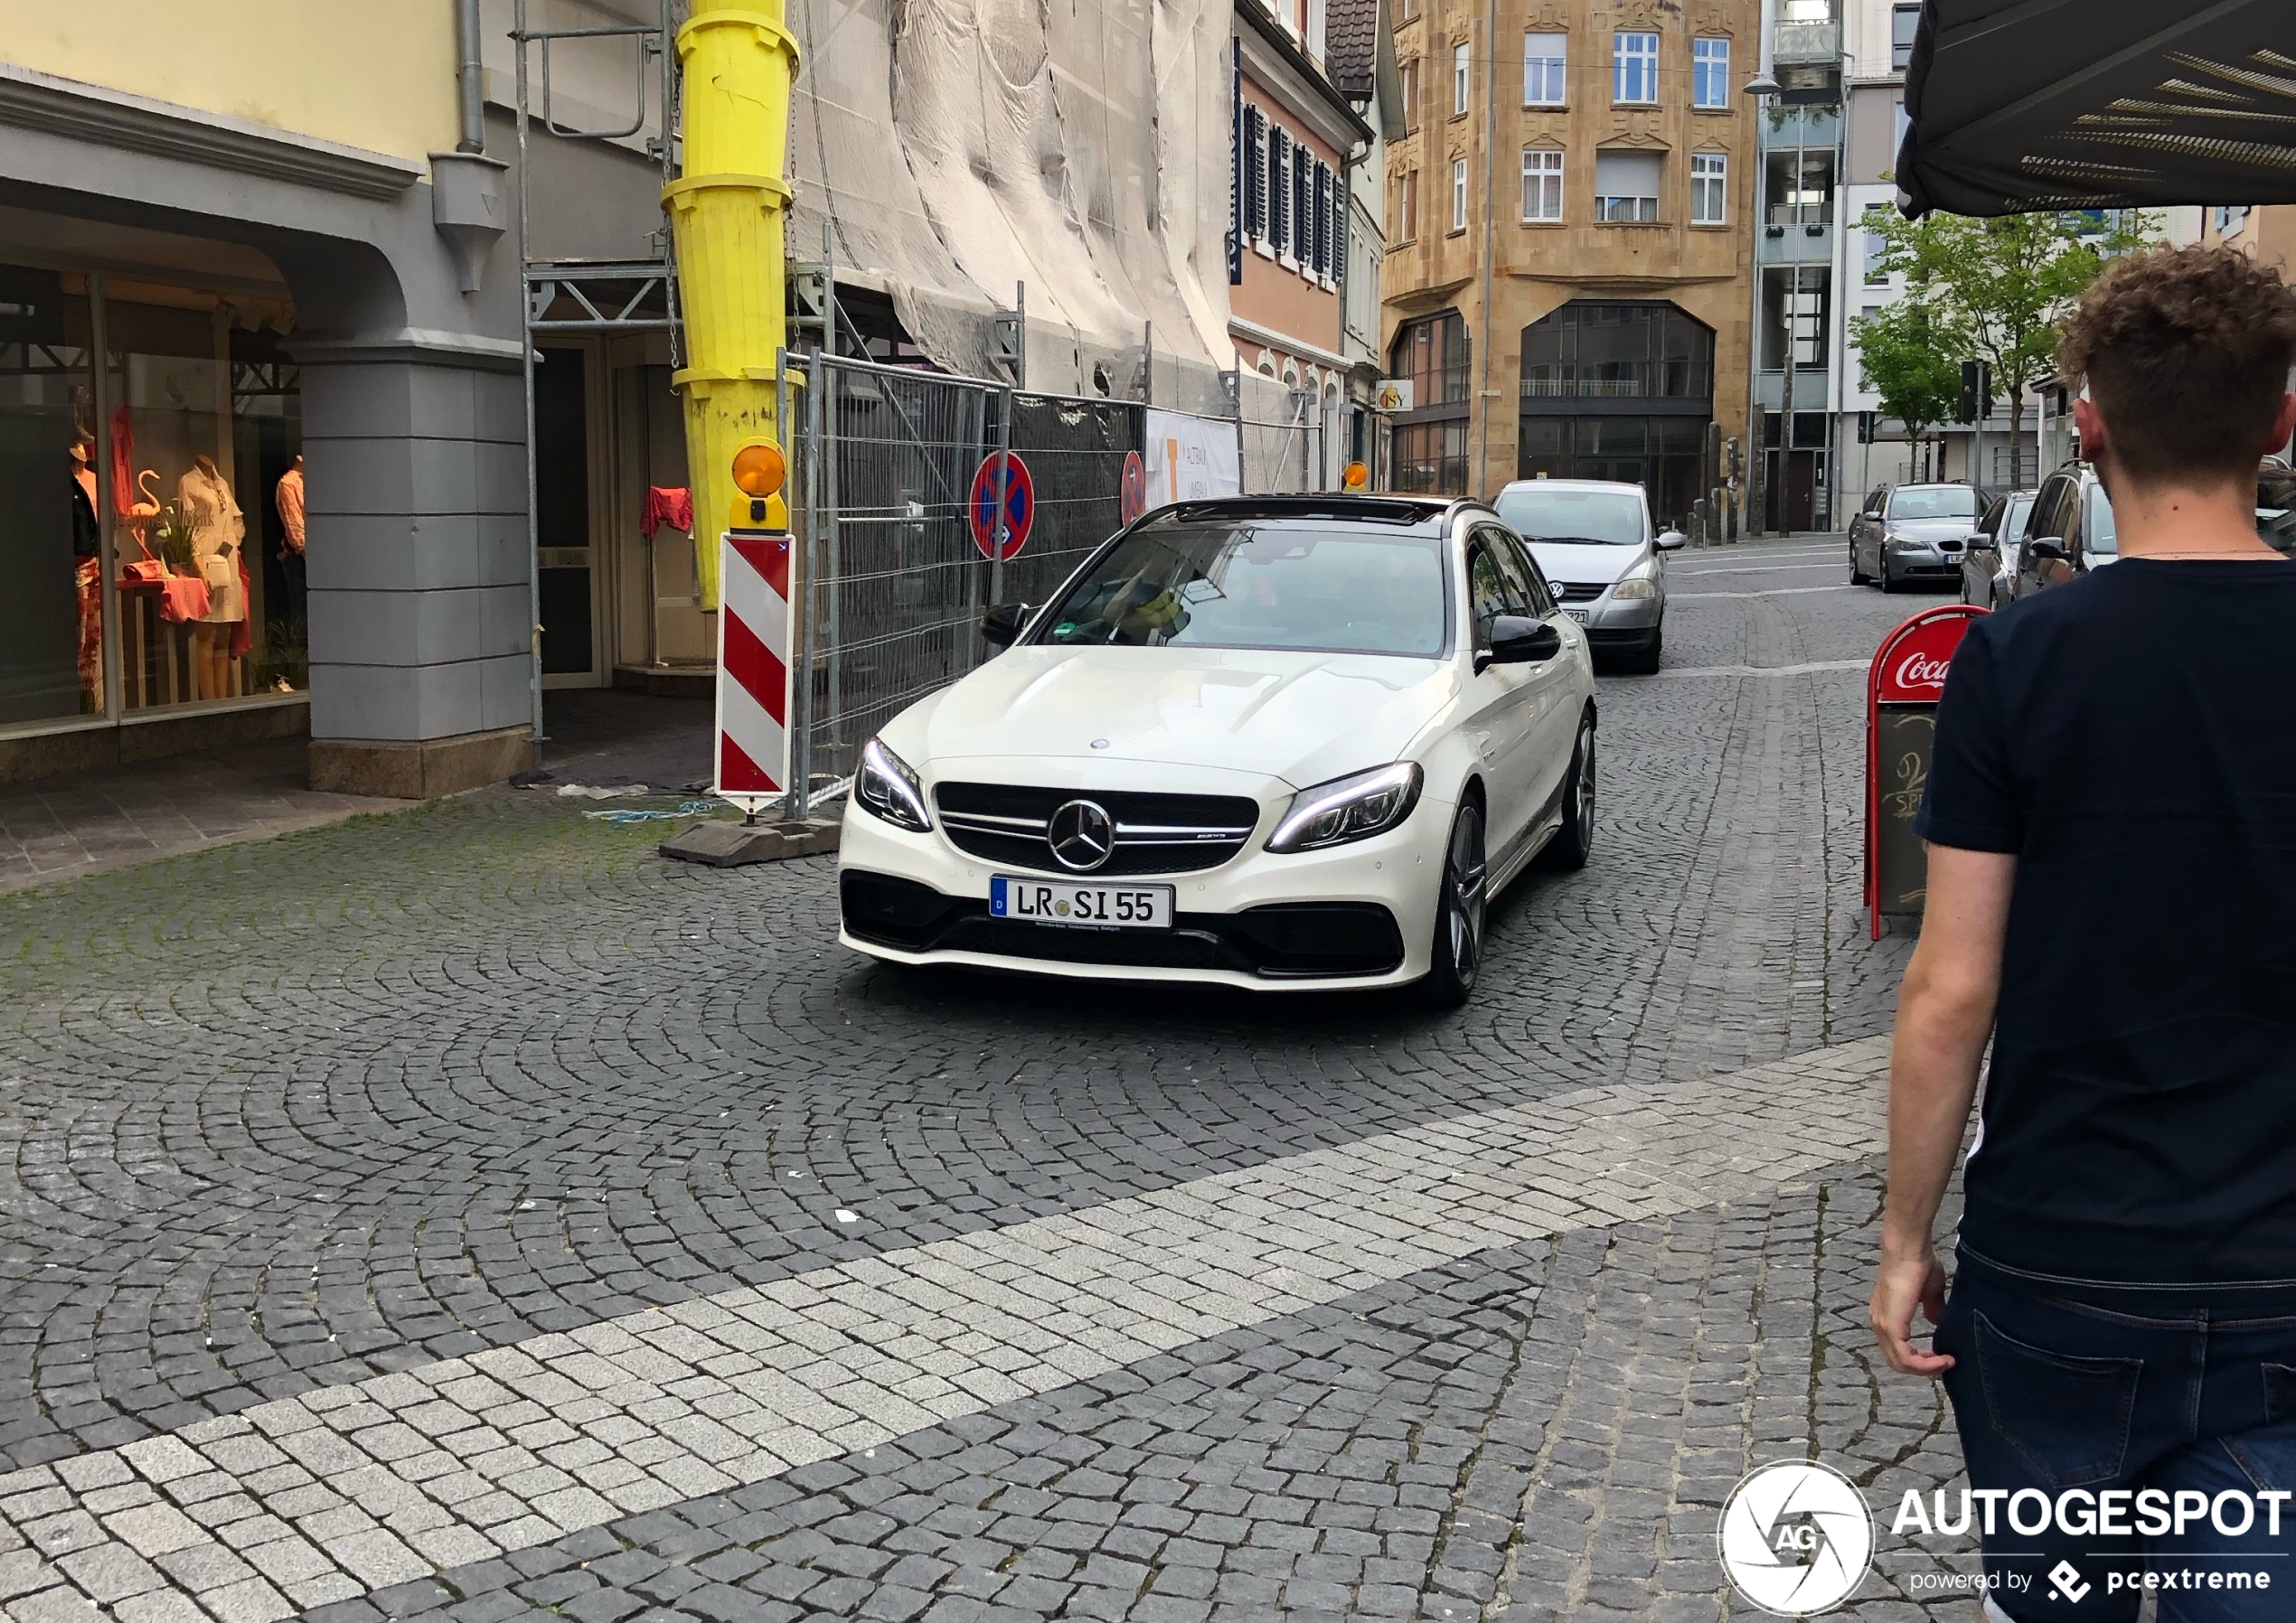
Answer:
[{"left": 1145, "top": 408, "right": 1242, "bottom": 506}]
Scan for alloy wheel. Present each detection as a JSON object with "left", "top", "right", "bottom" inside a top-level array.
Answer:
[
  {"left": 1574, "top": 724, "right": 1596, "bottom": 852},
  {"left": 1444, "top": 804, "right": 1487, "bottom": 988}
]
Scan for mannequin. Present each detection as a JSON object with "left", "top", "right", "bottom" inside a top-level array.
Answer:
[
  {"left": 179, "top": 454, "right": 245, "bottom": 699},
  {"left": 70, "top": 441, "right": 102, "bottom": 710},
  {"left": 275, "top": 455, "right": 306, "bottom": 628}
]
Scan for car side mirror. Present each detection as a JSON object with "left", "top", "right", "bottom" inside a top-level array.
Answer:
[
  {"left": 2028, "top": 539, "right": 2067, "bottom": 562},
  {"left": 1655, "top": 530, "right": 1688, "bottom": 551},
  {"left": 1480, "top": 614, "right": 1561, "bottom": 671},
  {"left": 981, "top": 602, "right": 1030, "bottom": 647}
]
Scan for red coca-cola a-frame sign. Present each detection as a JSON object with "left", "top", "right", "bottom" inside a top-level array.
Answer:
[{"left": 1867, "top": 604, "right": 1985, "bottom": 939}]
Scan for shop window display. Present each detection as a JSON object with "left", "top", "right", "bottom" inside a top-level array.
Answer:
[
  {"left": 1, "top": 249, "right": 306, "bottom": 743},
  {"left": 103, "top": 291, "right": 305, "bottom": 708}
]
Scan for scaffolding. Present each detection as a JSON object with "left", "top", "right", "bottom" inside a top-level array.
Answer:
[{"left": 512, "top": 0, "right": 683, "bottom": 743}]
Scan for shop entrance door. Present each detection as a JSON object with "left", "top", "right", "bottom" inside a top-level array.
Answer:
[{"left": 534, "top": 342, "right": 605, "bottom": 686}]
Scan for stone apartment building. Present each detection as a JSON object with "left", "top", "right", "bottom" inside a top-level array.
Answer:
[{"left": 1379, "top": 0, "right": 1761, "bottom": 527}]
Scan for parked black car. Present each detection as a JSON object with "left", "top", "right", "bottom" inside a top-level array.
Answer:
[
  {"left": 1849, "top": 483, "right": 1989, "bottom": 592},
  {"left": 2008, "top": 464, "right": 2116, "bottom": 603},
  {"left": 1960, "top": 489, "right": 2037, "bottom": 610}
]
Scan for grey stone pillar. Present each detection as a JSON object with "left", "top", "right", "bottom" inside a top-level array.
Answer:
[{"left": 302, "top": 357, "right": 535, "bottom": 797}]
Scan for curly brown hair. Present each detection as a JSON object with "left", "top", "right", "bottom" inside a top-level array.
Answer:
[{"left": 2056, "top": 244, "right": 2296, "bottom": 483}]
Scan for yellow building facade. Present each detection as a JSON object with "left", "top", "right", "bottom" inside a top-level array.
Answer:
[{"left": 1380, "top": 0, "right": 1760, "bottom": 524}]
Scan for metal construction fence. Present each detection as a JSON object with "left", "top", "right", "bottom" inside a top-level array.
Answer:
[{"left": 785, "top": 351, "right": 1160, "bottom": 812}]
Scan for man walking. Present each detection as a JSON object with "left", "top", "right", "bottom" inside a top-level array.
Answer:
[{"left": 1870, "top": 244, "right": 2296, "bottom": 1620}]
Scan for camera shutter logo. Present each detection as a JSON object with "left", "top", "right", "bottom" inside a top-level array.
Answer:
[{"left": 1717, "top": 1460, "right": 1873, "bottom": 1615}]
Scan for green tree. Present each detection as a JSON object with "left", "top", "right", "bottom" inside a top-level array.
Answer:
[
  {"left": 1849, "top": 296, "right": 1962, "bottom": 479},
  {"left": 1867, "top": 208, "right": 2154, "bottom": 481}
]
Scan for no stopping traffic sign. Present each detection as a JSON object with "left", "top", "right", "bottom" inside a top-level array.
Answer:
[{"left": 968, "top": 453, "right": 1034, "bottom": 561}]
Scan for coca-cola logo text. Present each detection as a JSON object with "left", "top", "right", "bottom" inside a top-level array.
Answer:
[{"left": 1894, "top": 652, "right": 1953, "bottom": 690}]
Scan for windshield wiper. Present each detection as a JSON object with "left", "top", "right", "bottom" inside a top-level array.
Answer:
[{"left": 1519, "top": 534, "right": 1636, "bottom": 545}]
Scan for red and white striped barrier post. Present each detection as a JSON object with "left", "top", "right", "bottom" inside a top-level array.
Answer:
[{"left": 713, "top": 530, "right": 794, "bottom": 816}]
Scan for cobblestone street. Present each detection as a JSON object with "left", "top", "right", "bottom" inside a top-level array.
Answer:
[{"left": 1, "top": 540, "right": 1985, "bottom": 1622}]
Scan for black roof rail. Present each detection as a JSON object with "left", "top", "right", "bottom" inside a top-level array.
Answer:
[{"left": 1146, "top": 494, "right": 1455, "bottom": 528}]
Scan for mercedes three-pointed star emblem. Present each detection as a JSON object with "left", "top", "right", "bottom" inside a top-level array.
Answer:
[{"left": 1047, "top": 799, "right": 1115, "bottom": 872}]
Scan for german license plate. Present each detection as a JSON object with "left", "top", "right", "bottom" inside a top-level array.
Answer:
[
  {"left": 991, "top": 876, "right": 1173, "bottom": 929},
  {"left": 1566, "top": 608, "right": 1590, "bottom": 624}
]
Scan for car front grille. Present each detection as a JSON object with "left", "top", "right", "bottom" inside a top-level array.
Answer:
[
  {"left": 934, "top": 783, "right": 1262, "bottom": 877},
  {"left": 1553, "top": 581, "right": 1606, "bottom": 603}
]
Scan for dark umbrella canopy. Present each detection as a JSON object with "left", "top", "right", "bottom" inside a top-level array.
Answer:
[{"left": 1897, "top": 0, "right": 2296, "bottom": 218}]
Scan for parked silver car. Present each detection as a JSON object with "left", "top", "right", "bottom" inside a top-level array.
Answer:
[
  {"left": 1959, "top": 489, "right": 2037, "bottom": 609},
  {"left": 1849, "top": 483, "right": 1988, "bottom": 592},
  {"left": 1491, "top": 478, "right": 1684, "bottom": 673},
  {"left": 2008, "top": 464, "right": 2117, "bottom": 602}
]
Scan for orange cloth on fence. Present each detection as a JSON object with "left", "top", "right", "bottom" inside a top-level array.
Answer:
[{"left": 641, "top": 485, "right": 694, "bottom": 538}]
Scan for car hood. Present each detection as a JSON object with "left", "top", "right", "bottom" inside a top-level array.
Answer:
[
  {"left": 1886, "top": 517, "right": 1981, "bottom": 544},
  {"left": 1521, "top": 539, "right": 1649, "bottom": 586},
  {"left": 886, "top": 645, "right": 1456, "bottom": 789}
]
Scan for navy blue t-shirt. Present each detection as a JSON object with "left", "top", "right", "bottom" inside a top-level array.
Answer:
[{"left": 1917, "top": 558, "right": 2296, "bottom": 1286}]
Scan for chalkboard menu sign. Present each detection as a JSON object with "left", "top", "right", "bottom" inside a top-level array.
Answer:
[{"left": 1866, "top": 605, "right": 1983, "bottom": 938}]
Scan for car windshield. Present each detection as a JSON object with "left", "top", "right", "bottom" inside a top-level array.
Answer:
[
  {"left": 2086, "top": 485, "right": 2117, "bottom": 554},
  {"left": 1035, "top": 522, "right": 1449, "bottom": 657},
  {"left": 2003, "top": 493, "right": 2035, "bottom": 542},
  {"left": 1887, "top": 486, "right": 1980, "bottom": 520},
  {"left": 1492, "top": 486, "right": 1645, "bottom": 544}
]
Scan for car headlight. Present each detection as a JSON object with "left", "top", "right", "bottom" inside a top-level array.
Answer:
[
  {"left": 1266, "top": 763, "right": 1423, "bottom": 853},
  {"left": 855, "top": 737, "right": 933, "bottom": 832},
  {"left": 1611, "top": 577, "right": 1657, "bottom": 601}
]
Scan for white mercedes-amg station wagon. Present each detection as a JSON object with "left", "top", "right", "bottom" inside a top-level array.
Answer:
[{"left": 836, "top": 495, "right": 1598, "bottom": 1006}]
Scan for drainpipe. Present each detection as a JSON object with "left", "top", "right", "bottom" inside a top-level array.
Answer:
[
  {"left": 456, "top": 0, "right": 486, "bottom": 154},
  {"left": 1474, "top": 0, "right": 1498, "bottom": 495}
]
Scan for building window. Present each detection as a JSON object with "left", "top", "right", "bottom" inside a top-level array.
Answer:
[
  {"left": 1520, "top": 300, "right": 1716, "bottom": 400},
  {"left": 1395, "top": 0, "right": 1417, "bottom": 21},
  {"left": 1451, "top": 156, "right": 1469, "bottom": 231},
  {"left": 1293, "top": 143, "right": 1313, "bottom": 266},
  {"left": 1390, "top": 310, "right": 1471, "bottom": 406},
  {"left": 1690, "top": 152, "right": 1727, "bottom": 224},
  {"left": 1613, "top": 31, "right": 1658, "bottom": 104},
  {"left": 1322, "top": 162, "right": 1341, "bottom": 282},
  {"left": 1270, "top": 127, "right": 1293, "bottom": 258},
  {"left": 1524, "top": 33, "right": 1566, "bottom": 106},
  {"left": 1692, "top": 37, "right": 1730, "bottom": 108},
  {"left": 1521, "top": 148, "right": 1564, "bottom": 221},
  {"left": 1863, "top": 205, "right": 1891, "bottom": 282},
  {"left": 1393, "top": 420, "right": 1469, "bottom": 495},
  {"left": 1397, "top": 168, "right": 1419, "bottom": 240},
  {"left": 1400, "top": 57, "right": 1419, "bottom": 133},
  {"left": 1453, "top": 40, "right": 1472, "bottom": 116},
  {"left": 1892, "top": 5, "right": 1920, "bottom": 70},
  {"left": 1244, "top": 107, "right": 1268, "bottom": 248},
  {"left": 1764, "top": 147, "right": 1835, "bottom": 226},
  {"left": 1593, "top": 149, "right": 1661, "bottom": 221}
]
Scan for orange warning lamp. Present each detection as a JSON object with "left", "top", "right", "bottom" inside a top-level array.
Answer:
[
  {"left": 1341, "top": 460, "right": 1369, "bottom": 490},
  {"left": 729, "top": 440, "right": 788, "bottom": 530}
]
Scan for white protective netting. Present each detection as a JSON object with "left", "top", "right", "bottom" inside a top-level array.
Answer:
[{"left": 786, "top": 0, "right": 1237, "bottom": 418}]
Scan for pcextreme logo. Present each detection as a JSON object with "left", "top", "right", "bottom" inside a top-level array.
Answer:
[{"left": 1718, "top": 1460, "right": 1876, "bottom": 1616}]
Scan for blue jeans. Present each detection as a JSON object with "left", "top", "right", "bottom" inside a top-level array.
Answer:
[{"left": 1938, "top": 1252, "right": 2296, "bottom": 1621}]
